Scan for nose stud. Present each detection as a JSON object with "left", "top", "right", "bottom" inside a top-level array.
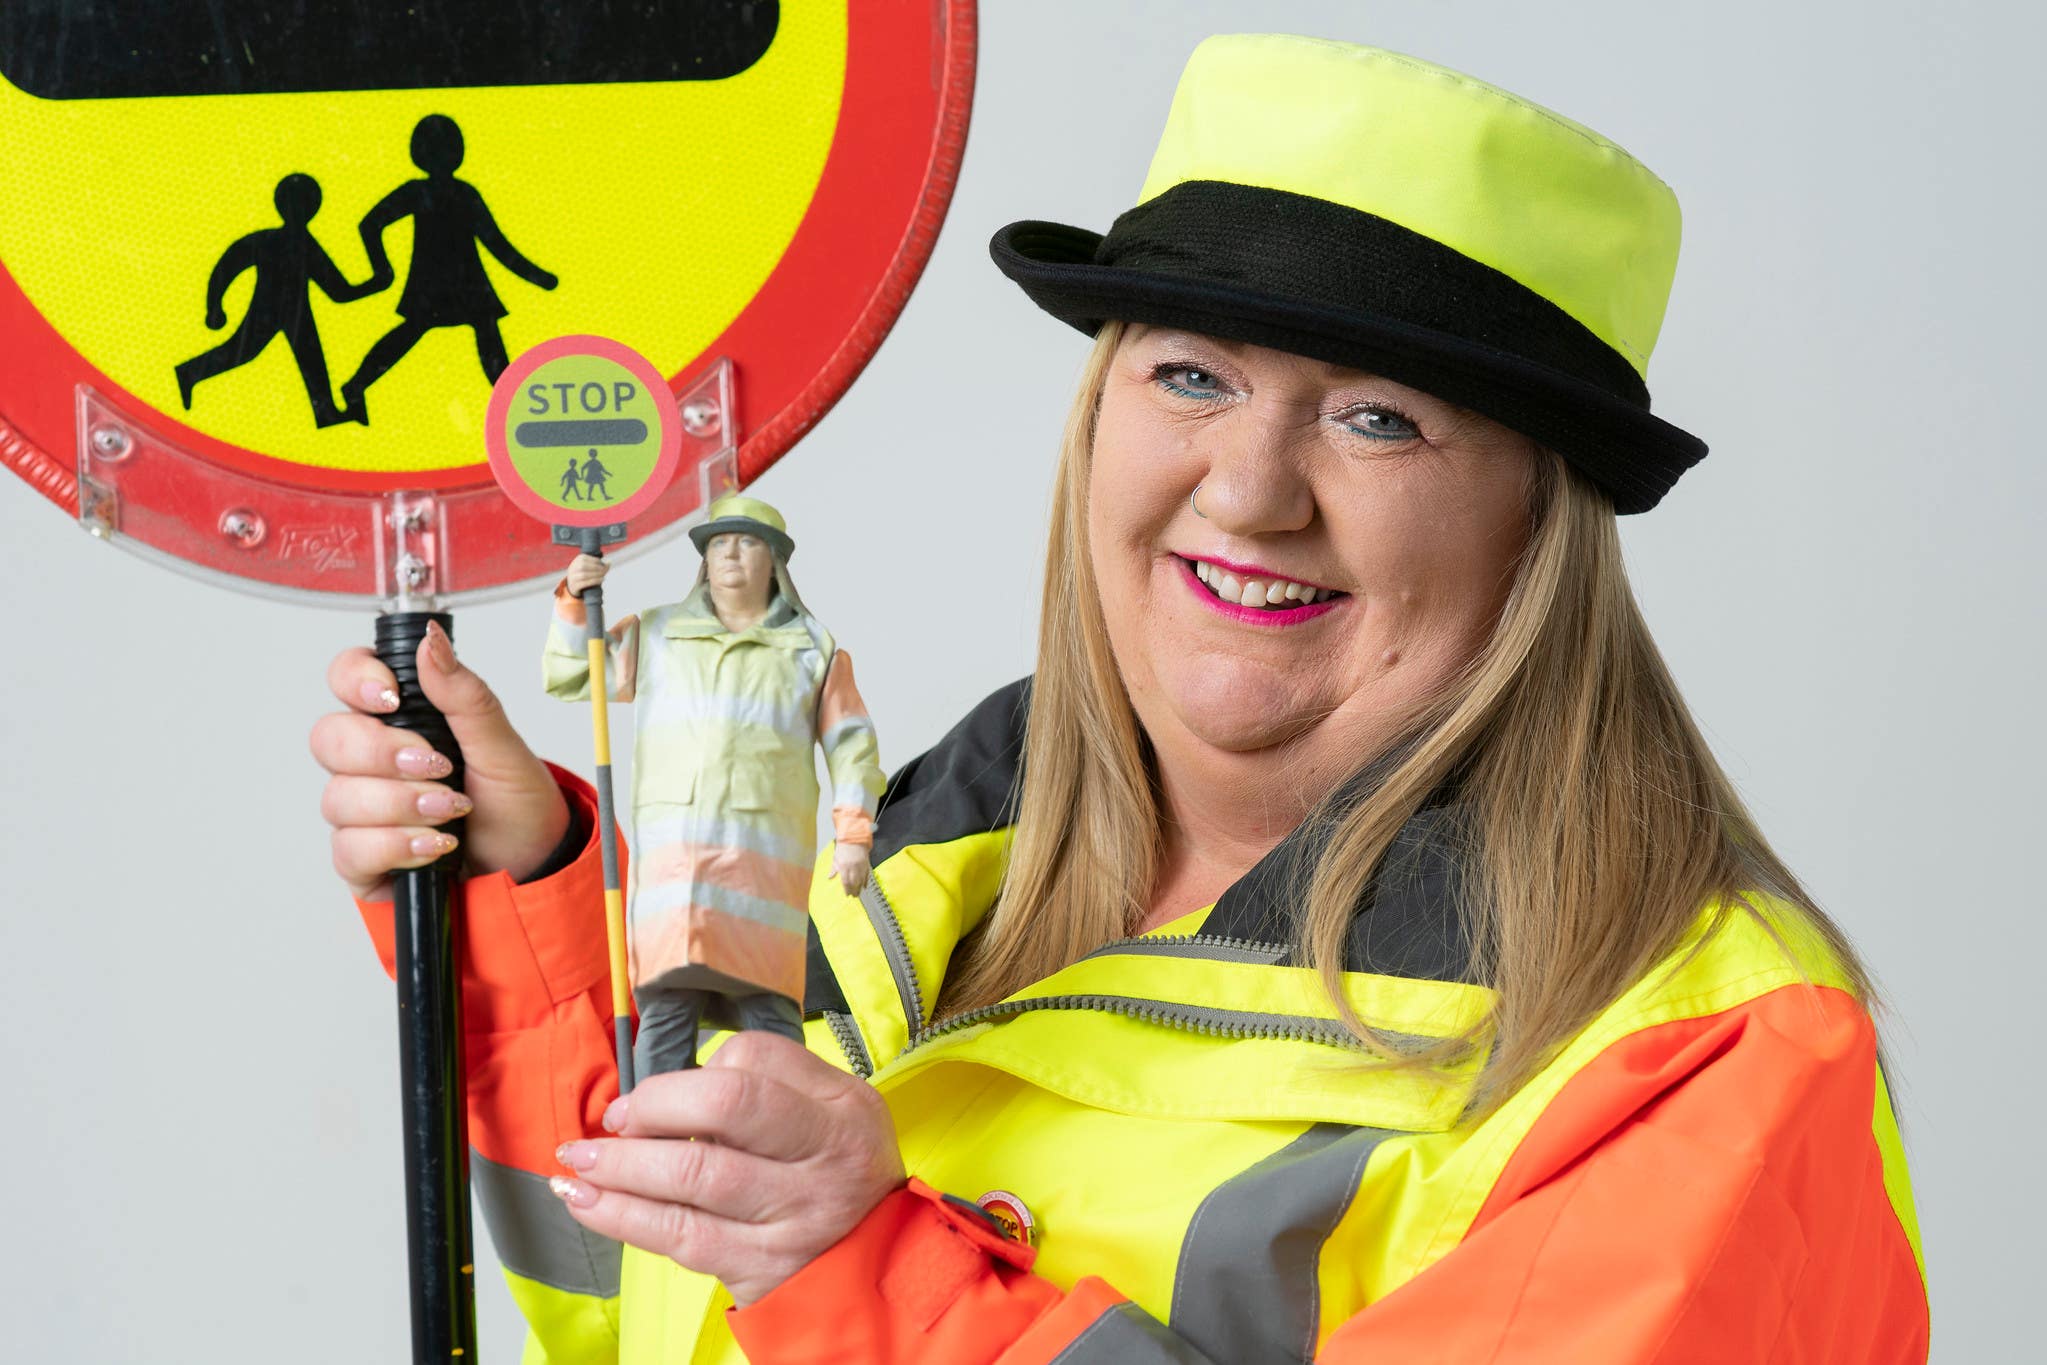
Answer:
[{"left": 1190, "top": 483, "right": 1207, "bottom": 519}]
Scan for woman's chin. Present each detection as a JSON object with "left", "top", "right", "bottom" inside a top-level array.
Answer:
[{"left": 1148, "top": 676, "right": 1327, "bottom": 755}]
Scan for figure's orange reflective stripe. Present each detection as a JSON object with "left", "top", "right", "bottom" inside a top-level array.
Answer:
[{"left": 1314, "top": 984, "right": 1927, "bottom": 1362}]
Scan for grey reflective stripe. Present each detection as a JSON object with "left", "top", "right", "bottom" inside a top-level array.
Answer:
[
  {"left": 471, "top": 1150, "right": 622, "bottom": 1298},
  {"left": 632, "top": 879, "right": 810, "bottom": 934},
  {"left": 1050, "top": 1301, "right": 1216, "bottom": 1363},
  {"left": 1169, "top": 1123, "right": 1398, "bottom": 1365}
]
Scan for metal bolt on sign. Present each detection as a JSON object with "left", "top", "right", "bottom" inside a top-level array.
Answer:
[
  {"left": 89, "top": 424, "right": 131, "bottom": 460},
  {"left": 219, "top": 508, "right": 266, "bottom": 548},
  {"left": 681, "top": 397, "right": 722, "bottom": 438}
]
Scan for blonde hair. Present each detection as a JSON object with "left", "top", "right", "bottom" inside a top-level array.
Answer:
[{"left": 939, "top": 322, "right": 1877, "bottom": 1110}]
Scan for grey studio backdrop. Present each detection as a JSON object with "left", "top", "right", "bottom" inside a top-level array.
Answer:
[{"left": 2, "top": 2, "right": 2037, "bottom": 1359}]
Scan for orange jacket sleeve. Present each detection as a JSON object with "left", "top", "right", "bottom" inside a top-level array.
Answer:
[
  {"left": 355, "top": 763, "right": 633, "bottom": 1361},
  {"left": 728, "top": 984, "right": 1927, "bottom": 1364},
  {"left": 354, "top": 761, "right": 629, "bottom": 1177}
]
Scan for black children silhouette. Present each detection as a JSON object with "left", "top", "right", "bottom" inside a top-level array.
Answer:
[
  {"left": 174, "top": 173, "right": 381, "bottom": 428},
  {"left": 560, "top": 456, "right": 584, "bottom": 502},
  {"left": 339, "top": 114, "right": 558, "bottom": 424},
  {"left": 580, "top": 450, "right": 614, "bottom": 501}
]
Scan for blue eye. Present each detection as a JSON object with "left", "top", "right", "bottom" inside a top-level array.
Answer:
[
  {"left": 1155, "top": 365, "right": 1228, "bottom": 401},
  {"left": 1340, "top": 405, "right": 1419, "bottom": 442}
]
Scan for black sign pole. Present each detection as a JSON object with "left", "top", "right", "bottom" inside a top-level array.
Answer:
[{"left": 373, "top": 610, "right": 479, "bottom": 1362}]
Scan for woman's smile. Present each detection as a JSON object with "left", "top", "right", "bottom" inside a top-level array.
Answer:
[{"left": 1171, "top": 553, "right": 1346, "bottom": 623}]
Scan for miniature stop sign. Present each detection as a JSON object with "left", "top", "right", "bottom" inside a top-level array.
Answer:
[{"left": 484, "top": 335, "right": 682, "bottom": 527}]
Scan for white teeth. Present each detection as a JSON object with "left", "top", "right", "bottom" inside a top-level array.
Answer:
[{"left": 1187, "top": 558, "right": 1337, "bottom": 609}]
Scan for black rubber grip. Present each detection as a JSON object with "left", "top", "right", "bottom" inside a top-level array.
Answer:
[
  {"left": 374, "top": 611, "right": 467, "bottom": 830},
  {"left": 372, "top": 609, "right": 478, "bottom": 1361}
]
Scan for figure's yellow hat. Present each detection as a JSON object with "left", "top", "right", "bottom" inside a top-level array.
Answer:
[
  {"left": 990, "top": 34, "right": 1706, "bottom": 512},
  {"left": 689, "top": 494, "right": 795, "bottom": 562}
]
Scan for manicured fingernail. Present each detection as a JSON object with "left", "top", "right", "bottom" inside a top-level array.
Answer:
[
  {"left": 397, "top": 748, "right": 453, "bottom": 778},
  {"left": 549, "top": 1175, "right": 598, "bottom": 1208},
  {"left": 359, "top": 681, "right": 400, "bottom": 712},
  {"left": 410, "top": 832, "right": 458, "bottom": 857},
  {"left": 426, "top": 621, "right": 456, "bottom": 673},
  {"left": 556, "top": 1141, "right": 599, "bottom": 1172},
  {"left": 417, "top": 790, "right": 473, "bottom": 819},
  {"left": 602, "top": 1098, "right": 629, "bottom": 1133}
]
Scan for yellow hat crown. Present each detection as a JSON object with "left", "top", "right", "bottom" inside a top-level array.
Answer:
[{"left": 1140, "top": 34, "right": 1681, "bottom": 376}]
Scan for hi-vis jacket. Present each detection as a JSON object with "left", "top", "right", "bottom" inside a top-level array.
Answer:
[
  {"left": 543, "top": 582, "right": 884, "bottom": 1001},
  {"left": 357, "top": 680, "right": 1929, "bottom": 1364}
]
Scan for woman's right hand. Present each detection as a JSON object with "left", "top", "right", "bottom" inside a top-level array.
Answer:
[
  {"left": 312, "top": 620, "right": 571, "bottom": 902},
  {"left": 566, "top": 554, "right": 610, "bottom": 596}
]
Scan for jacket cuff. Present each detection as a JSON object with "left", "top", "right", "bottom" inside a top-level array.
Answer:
[
  {"left": 727, "top": 1178, "right": 1059, "bottom": 1365},
  {"left": 552, "top": 578, "right": 589, "bottom": 629},
  {"left": 354, "top": 762, "right": 620, "bottom": 1025},
  {"left": 831, "top": 805, "right": 876, "bottom": 849}
]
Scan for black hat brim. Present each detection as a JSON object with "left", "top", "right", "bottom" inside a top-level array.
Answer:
[{"left": 991, "top": 219, "right": 1706, "bottom": 514}]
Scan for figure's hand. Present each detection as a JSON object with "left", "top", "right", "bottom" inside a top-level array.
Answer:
[
  {"left": 311, "top": 620, "right": 570, "bottom": 901},
  {"left": 565, "top": 553, "right": 610, "bottom": 596},
  {"left": 205, "top": 305, "right": 226, "bottom": 330},
  {"left": 833, "top": 842, "right": 871, "bottom": 897},
  {"left": 550, "top": 1032, "right": 905, "bottom": 1307}
]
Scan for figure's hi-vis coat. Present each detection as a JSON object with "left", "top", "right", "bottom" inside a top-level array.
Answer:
[
  {"left": 543, "top": 580, "right": 884, "bottom": 1002},
  {"left": 355, "top": 680, "right": 1928, "bottom": 1364}
]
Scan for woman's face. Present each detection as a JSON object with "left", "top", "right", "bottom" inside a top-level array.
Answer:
[
  {"left": 1089, "top": 327, "right": 1536, "bottom": 761},
  {"left": 705, "top": 532, "right": 774, "bottom": 606}
]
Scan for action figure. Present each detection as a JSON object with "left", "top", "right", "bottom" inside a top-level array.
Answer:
[{"left": 545, "top": 495, "right": 884, "bottom": 1074}]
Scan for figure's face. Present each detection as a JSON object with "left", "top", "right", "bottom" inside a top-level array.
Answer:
[
  {"left": 704, "top": 531, "right": 775, "bottom": 608},
  {"left": 1088, "top": 327, "right": 1536, "bottom": 758}
]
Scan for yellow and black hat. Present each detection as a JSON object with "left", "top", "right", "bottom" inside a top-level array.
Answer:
[{"left": 991, "top": 35, "right": 1707, "bottom": 512}]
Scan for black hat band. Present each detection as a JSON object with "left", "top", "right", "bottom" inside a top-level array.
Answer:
[{"left": 1081, "top": 180, "right": 1651, "bottom": 410}]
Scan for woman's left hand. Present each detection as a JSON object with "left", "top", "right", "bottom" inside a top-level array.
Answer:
[{"left": 549, "top": 1031, "right": 906, "bottom": 1306}]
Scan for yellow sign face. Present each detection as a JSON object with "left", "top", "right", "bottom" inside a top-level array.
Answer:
[{"left": 0, "top": 7, "right": 846, "bottom": 476}]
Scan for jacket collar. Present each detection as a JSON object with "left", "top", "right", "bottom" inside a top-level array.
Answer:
[
  {"left": 848, "top": 677, "right": 1480, "bottom": 982},
  {"left": 660, "top": 585, "right": 805, "bottom": 641},
  {"left": 805, "top": 679, "right": 1494, "bottom": 1124}
]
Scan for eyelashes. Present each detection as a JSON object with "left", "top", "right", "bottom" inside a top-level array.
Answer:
[{"left": 1148, "top": 361, "right": 1422, "bottom": 443}]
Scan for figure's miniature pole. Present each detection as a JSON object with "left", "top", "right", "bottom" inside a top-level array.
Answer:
[
  {"left": 373, "top": 610, "right": 479, "bottom": 1363},
  {"left": 578, "top": 527, "right": 637, "bottom": 1095},
  {"left": 485, "top": 335, "right": 679, "bottom": 1096}
]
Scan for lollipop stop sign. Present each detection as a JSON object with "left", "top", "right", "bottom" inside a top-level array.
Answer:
[{"left": 485, "top": 334, "right": 684, "bottom": 546}]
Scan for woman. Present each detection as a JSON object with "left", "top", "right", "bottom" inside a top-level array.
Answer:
[{"left": 315, "top": 35, "right": 1928, "bottom": 1363}]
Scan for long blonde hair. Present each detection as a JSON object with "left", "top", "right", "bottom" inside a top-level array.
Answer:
[{"left": 941, "top": 322, "right": 1875, "bottom": 1110}]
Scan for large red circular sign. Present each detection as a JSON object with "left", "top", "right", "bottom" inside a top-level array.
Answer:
[{"left": 0, "top": 2, "right": 976, "bottom": 602}]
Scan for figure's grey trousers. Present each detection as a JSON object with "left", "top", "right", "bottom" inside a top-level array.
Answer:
[{"left": 634, "top": 979, "right": 804, "bottom": 1076}]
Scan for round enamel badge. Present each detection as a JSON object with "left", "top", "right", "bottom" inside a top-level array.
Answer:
[{"left": 975, "top": 1189, "right": 1037, "bottom": 1247}]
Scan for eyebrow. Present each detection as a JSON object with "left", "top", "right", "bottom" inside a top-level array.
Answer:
[{"left": 1137, "top": 327, "right": 1403, "bottom": 392}]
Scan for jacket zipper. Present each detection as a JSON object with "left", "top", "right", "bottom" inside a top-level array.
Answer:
[
  {"left": 1079, "top": 932, "right": 1291, "bottom": 965},
  {"left": 823, "top": 1009, "right": 873, "bottom": 1078},
  {"left": 855, "top": 891, "right": 1388, "bottom": 1064},
  {"left": 859, "top": 871, "right": 927, "bottom": 1035},
  {"left": 904, "top": 991, "right": 1370, "bottom": 1055}
]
